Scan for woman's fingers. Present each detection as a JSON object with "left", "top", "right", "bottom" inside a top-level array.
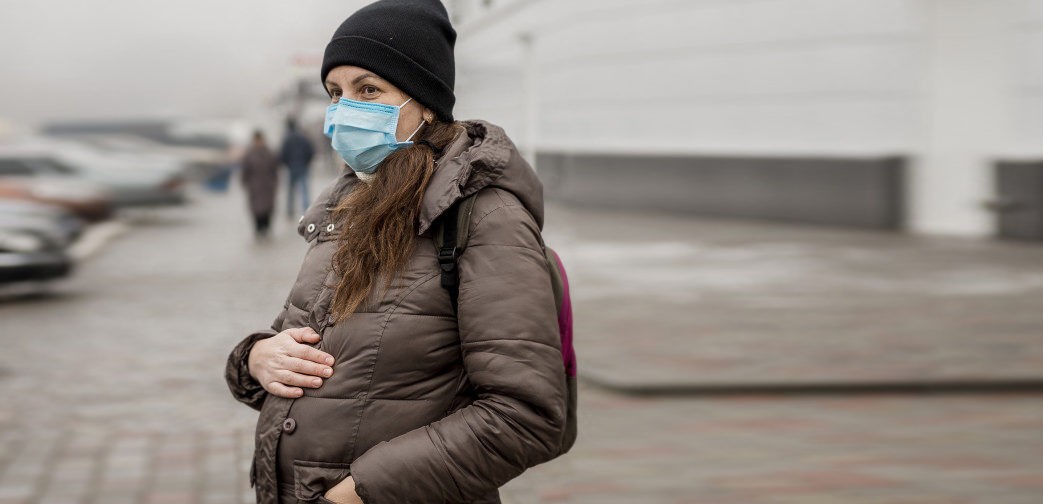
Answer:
[
  {"left": 285, "top": 326, "right": 321, "bottom": 344},
  {"left": 266, "top": 381, "right": 305, "bottom": 399},
  {"left": 284, "top": 355, "right": 334, "bottom": 379},
  {"left": 287, "top": 341, "right": 335, "bottom": 366},
  {"left": 255, "top": 327, "right": 334, "bottom": 397},
  {"left": 276, "top": 368, "right": 326, "bottom": 388}
]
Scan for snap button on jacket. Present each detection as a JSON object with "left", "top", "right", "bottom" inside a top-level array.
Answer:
[{"left": 225, "top": 120, "right": 568, "bottom": 504}]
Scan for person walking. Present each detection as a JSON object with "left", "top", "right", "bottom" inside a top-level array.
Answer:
[
  {"left": 224, "top": 1, "right": 570, "bottom": 503},
  {"left": 240, "top": 130, "right": 279, "bottom": 240},
  {"left": 280, "top": 117, "right": 316, "bottom": 219}
]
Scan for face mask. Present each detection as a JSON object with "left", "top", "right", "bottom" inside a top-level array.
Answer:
[{"left": 323, "top": 97, "right": 425, "bottom": 174}]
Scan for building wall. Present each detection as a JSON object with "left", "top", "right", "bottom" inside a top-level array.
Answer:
[
  {"left": 1013, "top": 0, "right": 1043, "bottom": 148},
  {"left": 449, "top": 0, "right": 1043, "bottom": 237}
]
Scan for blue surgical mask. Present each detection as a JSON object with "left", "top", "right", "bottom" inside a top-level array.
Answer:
[{"left": 323, "top": 97, "right": 425, "bottom": 174}]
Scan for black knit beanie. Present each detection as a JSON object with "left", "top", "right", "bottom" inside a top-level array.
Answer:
[{"left": 321, "top": 0, "right": 457, "bottom": 122}]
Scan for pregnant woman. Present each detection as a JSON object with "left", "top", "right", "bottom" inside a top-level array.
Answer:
[{"left": 224, "top": 1, "right": 568, "bottom": 503}]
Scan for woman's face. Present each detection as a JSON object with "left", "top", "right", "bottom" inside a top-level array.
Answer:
[{"left": 324, "top": 65, "right": 433, "bottom": 142}]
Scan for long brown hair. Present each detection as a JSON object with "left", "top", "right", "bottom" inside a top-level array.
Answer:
[{"left": 327, "top": 119, "right": 465, "bottom": 323}]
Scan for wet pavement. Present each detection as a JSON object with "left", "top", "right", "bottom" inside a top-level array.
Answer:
[
  {"left": 504, "top": 386, "right": 1043, "bottom": 504},
  {"left": 542, "top": 204, "right": 1043, "bottom": 391},
  {"left": 0, "top": 174, "right": 1040, "bottom": 503}
]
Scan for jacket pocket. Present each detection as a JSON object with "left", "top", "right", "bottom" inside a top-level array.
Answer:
[{"left": 292, "top": 459, "right": 352, "bottom": 502}]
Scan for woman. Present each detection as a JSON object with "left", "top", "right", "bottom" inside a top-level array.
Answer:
[
  {"left": 240, "top": 129, "right": 279, "bottom": 240},
  {"left": 224, "top": 1, "right": 568, "bottom": 503}
]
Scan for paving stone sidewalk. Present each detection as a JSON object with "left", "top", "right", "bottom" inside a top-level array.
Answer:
[
  {"left": 0, "top": 178, "right": 1040, "bottom": 503},
  {"left": 502, "top": 383, "right": 1043, "bottom": 504},
  {"left": 539, "top": 204, "right": 1043, "bottom": 392}
]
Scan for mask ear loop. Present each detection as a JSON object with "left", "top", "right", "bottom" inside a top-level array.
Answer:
[
  {"left": 405, "top": 120, "right": 427, "bottom": 142},
  {"left": 397, "top": 97, "right": 425, "bottom": 143}
]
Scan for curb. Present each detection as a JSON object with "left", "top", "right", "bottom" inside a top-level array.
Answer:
[
  {"left": 67, "top": 219, "right": 130, "bottom": 262},
  {"left": 578, "top": 371, "right": 1043, "bottom": 396}
]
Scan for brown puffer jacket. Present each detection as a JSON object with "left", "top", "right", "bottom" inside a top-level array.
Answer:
[{"left": 225, "top": 120, "right": 568, "bottom": 504}]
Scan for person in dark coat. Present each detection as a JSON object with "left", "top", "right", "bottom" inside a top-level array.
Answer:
[
  {"left": 241, "top": 130, "right": 279, "bottom": 240},
  {"left": 279, "top": 118, "right": 316, "bottom": 219},
  {"left": 224, "top": 1, "right": 570, "bottom": 503}
]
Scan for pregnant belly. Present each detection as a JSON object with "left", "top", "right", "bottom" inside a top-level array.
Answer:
[{"left": 274, "top": 393, "right": 459, "bottom": 487}]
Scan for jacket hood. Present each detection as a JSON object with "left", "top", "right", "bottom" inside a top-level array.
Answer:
[{"left": 415, "top": 119, "right": 544, "bottom": 236}]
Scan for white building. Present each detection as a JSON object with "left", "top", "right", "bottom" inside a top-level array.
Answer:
[{"left": 447, "top": 0, "right": 1043, "bottom": 239}]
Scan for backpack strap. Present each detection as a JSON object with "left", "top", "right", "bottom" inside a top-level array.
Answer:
[
  {"left": 434, "top": 192, "right": 479, "bottom": 312},
  {"left": 543, "top": 246, "right": 565, "bottom": 315}
]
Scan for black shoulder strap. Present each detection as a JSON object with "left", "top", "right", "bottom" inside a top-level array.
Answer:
[{"left": 435, "top": 193, "right": 479, "bottom": 313}]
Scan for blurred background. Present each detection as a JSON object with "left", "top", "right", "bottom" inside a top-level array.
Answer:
[{"left": 1, "top": 0, "right": 1041, "bottom": 503}]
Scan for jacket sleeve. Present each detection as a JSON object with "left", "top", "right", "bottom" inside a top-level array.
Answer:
[
  {"left": 224, "top": 307, "right": 288, "bottom": 411},
  {"left": 349, "top": 194, "right": 567, "bottom": 504}
]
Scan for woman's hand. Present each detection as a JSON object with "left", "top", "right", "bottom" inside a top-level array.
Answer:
[
  {"left": 247, "top": 327, "right": 335, "bottom": 398},
  {"left": 324, "top": 476, "right": 364, "bottom": 504}
]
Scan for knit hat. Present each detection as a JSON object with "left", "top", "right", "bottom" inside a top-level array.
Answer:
[{"left": 321, "top": 0, "right": 457, "bottom": 122}]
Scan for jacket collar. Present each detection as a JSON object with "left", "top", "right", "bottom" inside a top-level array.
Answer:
[{"left": 317, "top": 119, "right": 544, "bottom": 239}]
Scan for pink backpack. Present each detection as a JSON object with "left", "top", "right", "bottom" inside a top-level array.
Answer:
[{"left": 434, "top": 192, "right": 578, "bottom": 456}]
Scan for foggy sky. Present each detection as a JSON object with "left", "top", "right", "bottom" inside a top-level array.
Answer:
[{"left": 0, "top": 0, "right": 366, "bottom": 128}]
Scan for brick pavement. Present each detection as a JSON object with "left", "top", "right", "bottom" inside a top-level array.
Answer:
[
  {"left": 538, "top": 204, "right": 1043, "bottom": 391},
  {"left": 503, "top": 384, "right": 1043, "bottom": 503},
  {"left": 0, "top": 178, "right": 1040, "bottom": 503}
]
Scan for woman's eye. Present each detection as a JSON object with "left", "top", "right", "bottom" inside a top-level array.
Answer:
[{"left": 361, "top": 85, "right": 379, "bottom": 97}]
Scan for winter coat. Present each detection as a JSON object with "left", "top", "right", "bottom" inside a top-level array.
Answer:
[
  {"left": 280, "top": 130, "right": 316, "bottom": 175},
  {"left": 225, "top": 120, "right": 567, "bottom": 504},
  {"left": 241, "top": 143, "right": 279, "bottom": 216}
]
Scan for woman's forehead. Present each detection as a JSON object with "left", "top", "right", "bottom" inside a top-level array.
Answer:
[{"left": 327, "top": 65, "right": 383, "bottom": 84}]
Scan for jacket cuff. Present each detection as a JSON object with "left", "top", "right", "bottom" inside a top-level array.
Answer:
[
  {"left": 352, "top": 471, "right": 373, "bottom": 504},
  {"left": 224, "top": 329, "right": 276, "bottom": 411}
]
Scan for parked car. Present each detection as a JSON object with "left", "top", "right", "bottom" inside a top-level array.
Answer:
[
  {"left": 42, "top": 119, "right": 240, "bottom": 184},
  {"left": 0, "top": 198, "right": 85, "bottom": 247},
  {"left": 0, "top": 148, "right": 187, "bottom": 207},
  {"left": 0, "top": 223, "right": 73, "bottom": 284},
  {"left": 0, "top": 177, "right": 113, "bottom": 222}
]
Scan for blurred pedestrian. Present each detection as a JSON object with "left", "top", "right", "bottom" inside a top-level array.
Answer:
[
  {"left": 240, "top": 130, "right": 278, "bottom": 240},
  {"left": 279, "top": 117, "right": 315, "bottom": 219},
  {"left": 224, "top": 1, "right": 571, "bottom": 503}
]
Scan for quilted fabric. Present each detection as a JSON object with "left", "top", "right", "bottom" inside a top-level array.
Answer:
[{"left": 225, "top": 120, "right": 567, "bottom": 504}]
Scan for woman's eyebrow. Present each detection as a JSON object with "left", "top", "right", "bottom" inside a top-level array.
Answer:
[{"left": 351, "top": 73, "right": 378, "bottom": 85}]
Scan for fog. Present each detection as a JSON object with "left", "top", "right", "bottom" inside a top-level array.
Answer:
[{"left": 0, "top": 0, "right": 364, "bottom": 129}]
